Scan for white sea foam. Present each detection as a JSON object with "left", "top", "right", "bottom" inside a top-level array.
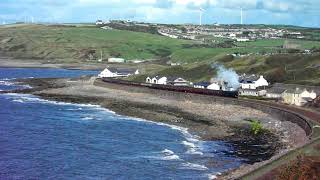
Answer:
[
  {"left": 0, "top": 80, "right": 15, "bottom": 86},
  {"left": 182, "top": 141, "right": 196, "bottom": 148},
  {"left": 5, "top": 93, "right": 104, "bottom": 109},
  {"left": 0, "top": 78, "right": 16, "bottom": 81},
  {"left": 182, "top": 140, "right": 204, "bottom": 155},
  {"left": 186, "top": 148, "right": 204, "bottom": 155},
  {"left": 162, "top": 154, "right": 181, "bottom": 160},
  {"left": 160, "top": 149, "right": 181, "bottom": 161},
  {"left": 12, "top": 99, "right": 25, "bottom": 103},
  {"left": 207, "top": 174, "right": 218, "bottom": 180},
  {"left": 82, "top": 116, "right": 94, "bottom": 120},
  {"left": 144, "top": 149, "right": 181, "bottom": 161},
  {"left": 180, "top": 162, "right": 208, "bottom": 171},
  {"left": 161, "top": 149, "right": 175, "bottom": 155}
]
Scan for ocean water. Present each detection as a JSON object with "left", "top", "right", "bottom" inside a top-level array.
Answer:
[{"left": 0, "top": 68, "right": 243, "bottom": 179}]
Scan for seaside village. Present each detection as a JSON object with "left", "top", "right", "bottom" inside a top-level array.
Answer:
[{"left": 98, "top": 66, "right": 319, "bottom": 107}]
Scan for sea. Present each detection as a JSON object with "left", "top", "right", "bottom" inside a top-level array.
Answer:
[{"left": 0, "top": 68, "right": 244, "bottom": 179}]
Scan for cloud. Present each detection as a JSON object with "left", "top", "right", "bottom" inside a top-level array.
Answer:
[{"left": 0, "top": 0, "right": 319, "bottom": 27}]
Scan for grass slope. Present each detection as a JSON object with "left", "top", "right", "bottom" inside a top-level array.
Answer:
[{"left": 1, "top": 24, "right": 320, "bottom": 64}]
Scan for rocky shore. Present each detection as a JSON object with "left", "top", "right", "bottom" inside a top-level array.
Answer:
[{"left": 4, "top": 76, "right": 310, "bottom": 179}]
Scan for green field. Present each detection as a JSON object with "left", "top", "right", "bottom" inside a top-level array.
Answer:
[
  {"left": 0, "top": 24, "right": 193, "bottom": 62},
  {"left": 1, "top": 24, "right": 320, "bottom": 64}
]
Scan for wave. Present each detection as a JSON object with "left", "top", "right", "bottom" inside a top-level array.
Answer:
[
  {"left": 187, "top": 149, "right": 204, "bottom": 155},
  {"left": 207, "top": 174, "right": 218, "bottom": 180},
  {"left": 81, "top": 116, "right": 94, "bottom": 120},
  {"left": 161, "top": 149, "right": 175, "bottom": 155},
  {"left": 182, "top": 141, "right": 196, "bottom": 148},
  {"left": 12, "top": 99, "right": 25, "bottom": 103},
  {"left": 160, "top": 149, "right": 181, "bottom": 161},
  {"left": 180, "top": 162, "right": 208, "bottom": 171},
  {"left": 5, "top": 93, "right": 105, "bottom": 108},
  {"left": 0, "top": 78, "right": 16, "bottom": 81},
  {"left": 182, "top": 140, "right": 204, "bottom": 155},
  {"left": 144, "top": 149, "right": 181, "bottom": 161},
  {"left": 0, "top": 80, "right": 15, "bottom": 86}
]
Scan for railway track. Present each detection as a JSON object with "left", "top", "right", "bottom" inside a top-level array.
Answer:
[{"left": 247, "top": 99, "right": 320, "bottom": 124}]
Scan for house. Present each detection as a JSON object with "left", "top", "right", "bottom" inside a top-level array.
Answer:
[
  {"left": 236, "top": 37, "right": 250, "bottom": 42},
  {"left": 146, "top": 76, "right": 167, "bottom": 85},
  {"left": 98, "top": 67, "right": 139, "bottom": 78},
  {"left": 239, "top": 74, "right": 269, "bottom": 89},
  {"left": 167, "top": 77, "right": 190, "bottom": 86},
  {"left": 108, "top": 58, "right": 125, "bottom": 63},
  {"left": 282, "top": 88, "right": 317, "bottom": 106},
  {"left": 239, "top": 89, "right": 267, "bottom": 97},
  {"left": 266, "top": 88, "right": 286, "bottom": 99},
  {"left": 194, "top": 82, "right": 211, "bottom": 89},
  {"left": 96, "top": 20, "right": 103, "bottom": 25}
]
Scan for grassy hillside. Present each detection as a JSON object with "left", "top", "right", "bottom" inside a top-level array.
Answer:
[
  {"left": 1, "top": 24, "right": 320, "bottom": 64},
  {"left": 0, "top": 24, "right": 192, "bottom": 62},
  {"left": 131, "top": 54, "right": 320, "bottom": 86}
]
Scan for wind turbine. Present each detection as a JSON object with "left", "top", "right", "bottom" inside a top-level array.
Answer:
[
  {"left": 199, "top": 7, "right": 205, "bottom": 26},
  {"left": 240, "top": 8, "right": 243, "bottom": 25}
]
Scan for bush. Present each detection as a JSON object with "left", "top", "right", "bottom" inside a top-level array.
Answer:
[{"left": 250, "top": 120, "right": 263, "bottom": 135}]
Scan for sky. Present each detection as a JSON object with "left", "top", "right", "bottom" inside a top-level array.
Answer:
[{"left": 0, "top": 0, "right": 319, "bottom": 27}]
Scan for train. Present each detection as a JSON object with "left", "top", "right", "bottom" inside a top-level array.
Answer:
[{"left": 101, "top": 78, "right": 239, "bottom": 98}]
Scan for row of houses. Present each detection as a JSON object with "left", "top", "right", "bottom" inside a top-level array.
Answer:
[
  {"left": 146, "top": 76, "right": 191, "bottom": 86},
  {"left": 145, "top": 76, "right": 230, "bottom": 91},
  {"left": 240, "top": 84, "right": 318, "bottom": 107},
  {"left": 98, "top": 67, "right": 318, "bottom": 107}
]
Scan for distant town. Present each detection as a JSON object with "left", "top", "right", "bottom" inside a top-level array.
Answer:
[{"left": 96, "top": 19, "right": 307, "bottom": 42}]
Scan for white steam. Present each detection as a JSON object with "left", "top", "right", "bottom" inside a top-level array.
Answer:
[{"left": 216, "top": 65, "right": 240, "bottom": 89}]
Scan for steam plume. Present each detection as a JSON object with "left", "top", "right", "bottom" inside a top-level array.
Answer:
[{"left": 213, "top": 64, "right": 240, "bottom": 89}]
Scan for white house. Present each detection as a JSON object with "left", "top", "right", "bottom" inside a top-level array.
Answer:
[
  {"left": 108, "top": 58, "right": 125, "bottom": 63},
  {"left": 240, "top": 75, "right": 269, "bottom": 90},
  {"left": 236, "top": 37, "right": 250, "bottom": 42},
  {"left": 146, "top": 77, "right": 152, "bottom": 83},
  {"left": 146, "top": 76, "right": 168, "bottom": 85},
  {"left": 282, "top": 88, "right": 317, "bottom": 106},
  {"left": 98, "top": 67, "right": 139, "bottom": 78},
  {"left": 167, "top": 77, "right": 190, "bottom": 86}
]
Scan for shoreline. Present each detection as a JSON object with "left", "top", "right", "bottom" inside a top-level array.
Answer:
[
  {"left": 2, "top": 76, "right": 312, "bottom": 178},
  {"left": 0, "top": 57, "right": 103, "bottom": 70}
]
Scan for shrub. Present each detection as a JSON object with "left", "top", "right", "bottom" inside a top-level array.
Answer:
[{"left": 250, "top": 120, "right": 263, "bottom": 135}]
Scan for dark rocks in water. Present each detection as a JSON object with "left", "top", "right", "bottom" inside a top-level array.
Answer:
[{"left": 223, "top": 127, "right": 284, "bottom": 164}]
